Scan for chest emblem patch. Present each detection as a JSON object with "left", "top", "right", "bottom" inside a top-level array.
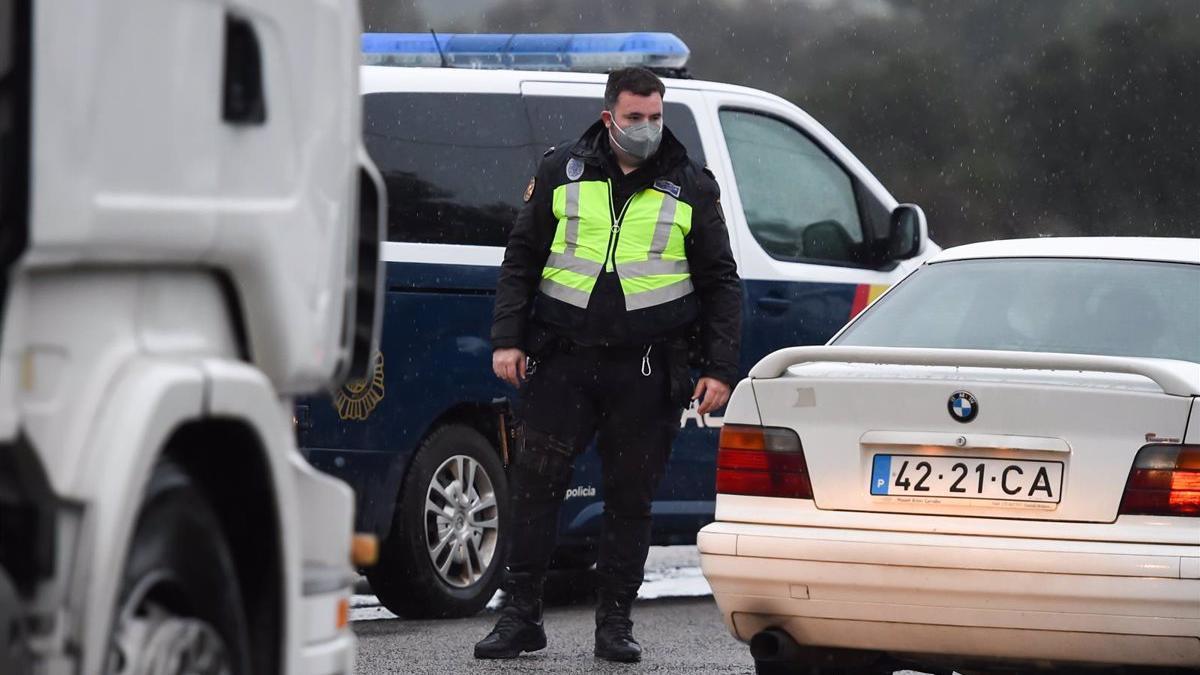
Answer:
[
  {"left": 566, "top": 157, "right": 584, "bottom": 181},
  {"left": 653, "top": 179, "right": 681, "bottom": 198}
]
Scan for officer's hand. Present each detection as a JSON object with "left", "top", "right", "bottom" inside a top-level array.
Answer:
[
  {"left": 493, "top": 348, "right": 527, "bottom": 388},
  {"left": 692, "top": 377, "right": 731, "bottom": 415}
]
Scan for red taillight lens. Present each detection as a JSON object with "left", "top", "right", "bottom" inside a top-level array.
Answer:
[
  {"left": 716, "top": 424, "right": 812, "bottom": 499},
  {"left": 1119, "top": 445, "right": 1200, "bottom": 516}
]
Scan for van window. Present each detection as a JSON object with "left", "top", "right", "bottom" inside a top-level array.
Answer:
[
  {"left": 719, "top": 109, "right": 863, "bottom": 264},
  {"left": 524, "top": 96, "right": 705, "bottom": 165},
  {"left": 364, "top": 92, "right": 708, "bottom": 248},
  {"left": 364, "top": 93, "right": 537, "bottom": 246}
]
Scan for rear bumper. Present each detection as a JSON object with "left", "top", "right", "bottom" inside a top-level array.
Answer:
[{"left": 698, "top": 521, "right": 1200, "bottom": 668}]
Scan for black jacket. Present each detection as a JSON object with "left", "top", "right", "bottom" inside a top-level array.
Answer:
[{"left": 491, "top": 120, "right": 743, "bottom": 385}]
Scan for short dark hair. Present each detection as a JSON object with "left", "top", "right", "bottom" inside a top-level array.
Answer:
[{"left": 604, "top": 67, "right": 666, "bottom": 110}]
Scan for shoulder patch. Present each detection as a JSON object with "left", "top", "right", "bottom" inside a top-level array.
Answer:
[
  {"left": 652, "top": 178, "right": 682, "bottom": 199},
  {"left": 543, "top": 145, "right": 556, "bottom": 157},
  {"left": 523, "top": 176, "right": 536, "bottom": 203},
  {"left": 566, "top": 157, "right": 584, "bottom": 181}
]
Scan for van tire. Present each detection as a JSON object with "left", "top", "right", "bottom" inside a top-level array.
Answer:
[
  {"left": 106, "top": 461, "right": 252, "bottom": 675},
  {"left": 367, "top": 424, "right": 508, "bottom": 619}
]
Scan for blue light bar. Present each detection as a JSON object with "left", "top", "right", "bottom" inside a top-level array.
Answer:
[{"left": 361, "top": 32, "right": 690, "bottom": 72}]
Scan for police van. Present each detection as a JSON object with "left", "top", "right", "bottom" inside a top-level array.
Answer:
[{"left": 297, "top": 32, "right": 938, "bottom": 619}]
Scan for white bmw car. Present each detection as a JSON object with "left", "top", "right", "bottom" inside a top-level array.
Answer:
[{"left": 700, "top": 238, "right": 1200, "bottom": 674}]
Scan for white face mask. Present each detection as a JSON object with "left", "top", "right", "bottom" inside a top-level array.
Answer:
[{"left": 607, "top": 113, "right": 663, "bottom": 162}]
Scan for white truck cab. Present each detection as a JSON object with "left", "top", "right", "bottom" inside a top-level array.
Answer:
[{"left": 0, "top": 1, "right": 383, "bottom": 673}]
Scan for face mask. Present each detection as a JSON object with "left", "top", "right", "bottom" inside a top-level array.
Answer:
[{"left": 607, "top": 113, "right": 663, "bottom": 162}]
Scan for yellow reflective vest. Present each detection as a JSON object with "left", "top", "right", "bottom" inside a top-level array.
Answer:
[{"left": 540, "top": 178, "right": 693, "bottom": 311}]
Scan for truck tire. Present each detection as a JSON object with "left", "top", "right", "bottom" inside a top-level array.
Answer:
[
  {"left": 106, "top": 460, "right": 252, "bottom": 675},
  {"left": 367, "top": 424, "right": 508, "bottom": 619}
]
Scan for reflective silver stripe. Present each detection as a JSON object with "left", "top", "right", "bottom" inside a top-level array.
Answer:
[
  {"left": 617, "top": 258, "right": 690, "bottom": 278},
  {"left": 545, "top": 252, "right": 603, "bottom": 277},
  {"left": 563, "top": 181, "right": 581, "bottom": 256},
  {"left": 538, "top": 278, "right": 591, "bottom": 308},
  {"left": 624, "top": 278, "right": 695, "bottom": 311},
  {"left": 647, "top": 194, "right": 678, "bottom": 259}
]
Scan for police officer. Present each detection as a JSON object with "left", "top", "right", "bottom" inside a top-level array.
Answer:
[{"left": 475, "top": 67, "right": 742, "bottom": 662}]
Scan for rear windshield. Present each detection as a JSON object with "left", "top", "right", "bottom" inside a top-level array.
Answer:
[{"left": 835, "top": 258, "right": 1200, "bottom": 363}]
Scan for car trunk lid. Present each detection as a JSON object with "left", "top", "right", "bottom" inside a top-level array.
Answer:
[{"left": 749, "top": 348, "right": 1196, "bottom": 523}]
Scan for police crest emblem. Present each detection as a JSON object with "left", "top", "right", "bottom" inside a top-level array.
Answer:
[
  {"left": 333, "top": 351, "right": 385, "bottom": 421},
  {"left": 566, "top": 157, "right": 584, "bottom": 181}
]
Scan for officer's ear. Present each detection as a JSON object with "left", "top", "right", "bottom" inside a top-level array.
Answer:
[{"left": 601, "top": 109, "right": 613, "bottom": 130}]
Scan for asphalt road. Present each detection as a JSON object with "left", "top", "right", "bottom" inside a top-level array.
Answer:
[
  {"left": 353, "top": 595, "right": 753, "bottom": 674},
  {"left": 352, "top": 547, "right": 945, "bottom": 675}
]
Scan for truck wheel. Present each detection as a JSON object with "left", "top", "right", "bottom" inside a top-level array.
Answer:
[
  {"left": 107, "top": 461, "right": 251, "bottom": 675},
  {"left": 367, "top": 424, "right": 507, "bottom": 619}
]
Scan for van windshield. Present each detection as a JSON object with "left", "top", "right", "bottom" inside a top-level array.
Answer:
[{"left": 835, "top": 258, "right": 1200, "bottom": 363}]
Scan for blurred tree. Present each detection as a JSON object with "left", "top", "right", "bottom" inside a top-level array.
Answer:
[
  {"left": 360, "top": 0, "right": 425, "bottom": 32},
  {"left": 1005, "top": 9, "right": 1200, "bottom": 238},
  {"left": 365, "top": 0, "right": 1200, "bottom": 245}
]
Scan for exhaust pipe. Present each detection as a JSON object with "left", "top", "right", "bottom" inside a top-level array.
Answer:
[{"left": 750, "top": 628, "right": 802, "bottom": 663}]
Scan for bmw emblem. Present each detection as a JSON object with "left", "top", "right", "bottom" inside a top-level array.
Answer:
[{"left": 948, "top": 391, "right": 978, "bottom": 423}]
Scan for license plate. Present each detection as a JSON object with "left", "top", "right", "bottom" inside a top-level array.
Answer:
[{"left": 870, "top": 454, "right": 1063, "bottom": 503}]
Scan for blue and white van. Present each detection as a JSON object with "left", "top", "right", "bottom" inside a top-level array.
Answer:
[{"left": 297, "top": 33, "right": 938, "bottom": 618}]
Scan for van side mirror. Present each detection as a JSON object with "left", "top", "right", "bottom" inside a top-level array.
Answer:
[{"left": 888, "top": 203, "right": 927, "bottom": 260}]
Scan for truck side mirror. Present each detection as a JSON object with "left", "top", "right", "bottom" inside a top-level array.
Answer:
[{"left": 888, "top": 203, "right": 927, "bottom": 260}]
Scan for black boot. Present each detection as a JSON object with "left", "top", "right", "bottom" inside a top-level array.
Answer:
[
  {"left": 474, "top": 573, "right": 547, "bottom": 659},
  {"left": 594, "top": 589, "right": 641, "bottom": 662}
]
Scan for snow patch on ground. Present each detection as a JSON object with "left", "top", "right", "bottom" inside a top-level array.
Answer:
[
  {"left": 349, "top": 599, "right": 399, "bottom": 622},
  {"left": 351, "top": 546, "right": 709, "bottom": 622},
  {"left": 639, "top": 563, "right": 712, "bottom": 599},
  {"left": 350, "top": 571, "right": 711, "bottom": 622}
]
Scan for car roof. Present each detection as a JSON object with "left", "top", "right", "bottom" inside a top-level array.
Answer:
[
  {"left": 359, "top": 65, "right": 789, "bottom": 106},
  {"left": 930, "top": 237, "right": 1200, "bottom": 266}
]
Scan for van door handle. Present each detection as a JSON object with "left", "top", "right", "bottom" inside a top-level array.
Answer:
[{"left": 756, "top": 297, "right": 791, "bottom": 313}]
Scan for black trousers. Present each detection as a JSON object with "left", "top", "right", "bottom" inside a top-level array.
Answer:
[{"left": 507, "top": 342, "right": 682, "bottom": 598}]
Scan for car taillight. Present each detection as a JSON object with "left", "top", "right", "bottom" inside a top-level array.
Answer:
[
  {"left": 1119, "top": 445, "right": 1200, "bottom": 517},
  {"left": 716, "top": 424, "right": 812, "bottom": 499}
]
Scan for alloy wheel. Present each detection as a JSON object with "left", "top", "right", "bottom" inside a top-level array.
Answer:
[{"left": 423, "top": 454, "right": 500, "bottom": 588}]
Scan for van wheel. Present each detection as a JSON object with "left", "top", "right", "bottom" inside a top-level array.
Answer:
[
  {"left": 106, "top": 461, "right": 252, "bottom": 675},
  {"left": 367, "top": 424, "right": 508, "bottom": 619}
]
